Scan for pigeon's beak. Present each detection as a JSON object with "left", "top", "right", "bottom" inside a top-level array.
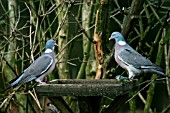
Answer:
[
  {"left": 53, "top": 42, "right": 58, "bottom": 50},
  {"left": 109, "top": 37, "right": 112, "bottom": 40},
  {"left": 54, "top": 41, "right": 58, "bottom": 46}
]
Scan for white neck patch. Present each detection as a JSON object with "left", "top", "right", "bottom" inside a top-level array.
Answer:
[
  {"left": 118, "top": 41, "right": 126, "bottom": 45},
  {"left": 45, "top": 49, "right": 52, "bottom": 53}
]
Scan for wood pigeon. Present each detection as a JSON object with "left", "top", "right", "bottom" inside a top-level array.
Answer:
[
  {"left": 109, "top": 32, "right": 167, "bottom": 80},
  {"left": 3, "top": 40, "right": 57, "bottom": 92}
]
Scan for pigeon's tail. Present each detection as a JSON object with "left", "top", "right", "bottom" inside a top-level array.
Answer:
[
  {"left": 150, "top": 66, "right": 170, "bottom": 78},
  {"left": 150, "top": 69, "right": 165, "bottom": 76},
  {"left": 1, "top": 84, "right": 13, "bottom": 93},
  {"left": 1, "top": 75, "right": 21, "bottom": 93},
  {"left": 1, "top": 83, "right": 19, "bottom": 93},
  {"left": 141, "top": 64, "right": 170, "bottom": 77}
]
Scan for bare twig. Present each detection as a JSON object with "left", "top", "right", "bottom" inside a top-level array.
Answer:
[
  {"left": 70, "top": 12, "right": 94, "bottom": 43},
  {"left": 56, "top": 24, "right": 95, "bottom": 61},
  {"left": 28, "top": 90, "right": 42, "bottom": 110},
  {"left": 25, "top": 3, "right": 34, "bottom": 62}
]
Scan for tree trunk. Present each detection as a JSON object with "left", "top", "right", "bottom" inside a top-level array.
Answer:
[
  {"left": 55, "top": 0, "right": 70, "bottom": 79},
  {"left": 77, "top": 0, "right": 95, "bottom": 79}
]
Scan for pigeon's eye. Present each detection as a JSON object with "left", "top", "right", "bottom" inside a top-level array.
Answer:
[{"left": 112, "top": 34, "right": 116, "bottom": 37}]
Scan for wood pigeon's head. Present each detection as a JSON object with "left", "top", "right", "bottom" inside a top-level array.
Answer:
[
  {"left": 45, "top": 40, "right": 57, "bottom": 50},
  {"left": 109, "top": 32, "right": 126, "bottom": 43}
]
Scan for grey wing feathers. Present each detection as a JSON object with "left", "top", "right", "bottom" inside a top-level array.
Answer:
[
  {"left": 11, "top": 54, "right": 53, "bottom": 87},
  {"left": 118, "top": 48, "right": 154, "bottom": 68},
  {"left": 118, "top": 46, "right": 165, "bottom": 76},
  {"left": 26, "top": 54, "right": 53, "bottom": 76}
]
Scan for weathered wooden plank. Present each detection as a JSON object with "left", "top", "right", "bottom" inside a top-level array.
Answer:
[
  {"left": 36, "top": 79, "right": 137, "bottom": 96},
  {"left": 48, "top": 97, "right": 73, "bottom": 113},
  {"left": 48, "top": 79, "right": 120, "bottom": 84}
]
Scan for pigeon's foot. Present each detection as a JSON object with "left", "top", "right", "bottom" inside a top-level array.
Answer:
[
  {"left": 128, "top": 78, "right": 138, "bottom": 82},
  {"left": 115, "top": 75, "right": 129, "bottom": 82},
  {"left": 39, "top": 82, "right": 47, "bottom": 85}
]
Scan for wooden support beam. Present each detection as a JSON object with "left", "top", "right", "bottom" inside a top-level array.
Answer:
[
  {"left": 48, "top": 97, "right": 73, "bottom": 113},
  {"left": 36, "top": 79, "right": 137, "bottom": 96}
]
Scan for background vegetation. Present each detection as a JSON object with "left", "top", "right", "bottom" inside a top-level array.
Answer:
[{"left": 0, "top": 0, "right": 170, "bottom": 113}]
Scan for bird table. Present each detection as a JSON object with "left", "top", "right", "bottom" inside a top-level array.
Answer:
[
  {"left": 36, "top": 79, "right": 136, "bottom": 96},
  {"left": 36, "top": 79, "right": 137, "bottom": 113}
]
